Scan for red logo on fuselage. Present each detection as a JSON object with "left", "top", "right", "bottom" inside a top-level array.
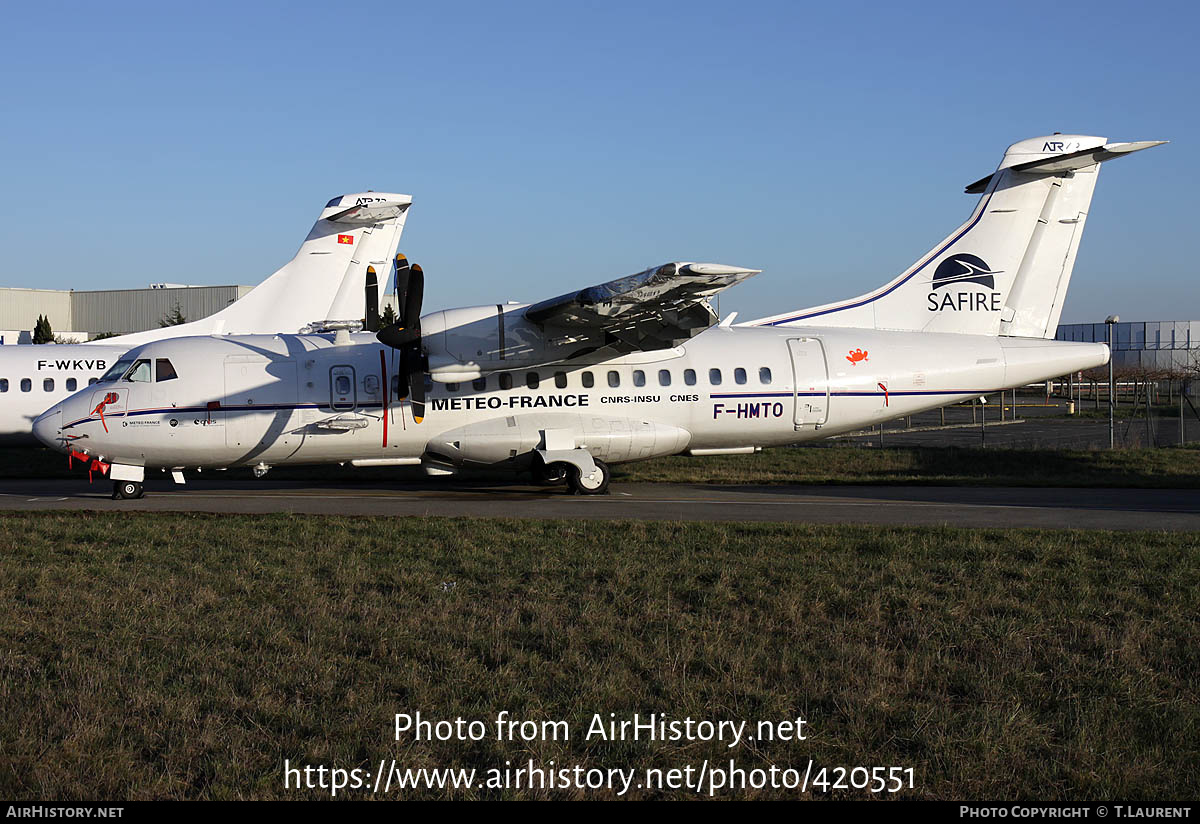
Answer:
[{"left": 92, "top": 392, "right": 119, "bottom": 433}]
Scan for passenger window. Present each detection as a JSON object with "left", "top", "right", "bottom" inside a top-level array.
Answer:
[
  {"left": 582, "top": 371, "right": 594, "bottom": 388},
  {"left": 526, "top": 372, "right": 539, "bottom": 390},
  {"left": 125, "top": 359, "right": 152, "bottom": 382},
  {"left": 88, "top": 378, "right": 98, "bottom": 386},
  {"left": 658, "top": 369, "right": 671, "bottom": 387},
  {"left": 21, "top": 378, "right": 31, "bottom": 392},
  {"left": 43, "top": 378, "right": 54, "bottom": 392},
  {"left": 735, "top": 367, "right": 747, "bottom": 385},
  {"left": 607, "top": 370, "right": 620, "bottom": 388},
  {"left": 156, "top": 359, "right": 178, "bottom": 381},
  {"left": 446, "top": 382, "right": 460, "bottom": 393},
  {"left": 0, "top": 379, "right": 7, "bottom": 393},
  {"left": 335, "top": 376, "right": 351, "bottom": 394},
  {"left": 709, "top": 368, "right": 722, "bottom": 386},
  {"left": 499, "top": 373, "right": 513, "bottom": 390},
  {"left": 684, "top": 369, "right": 696, "bottom": 386},
  {"left": 66, "top": 378, "right": 76, "bottom": 391},
  {"left": 472, "top": 377, "right": 487, "bottom": 392},
  {"left": 759, "top": 366, "right": 772, "bottom": 384},
  {"left": 633, "top": 370, "right": 645, "bottom": 387},
  {"left": 554, "top": 371, "right": 568, "bottom": 389}
]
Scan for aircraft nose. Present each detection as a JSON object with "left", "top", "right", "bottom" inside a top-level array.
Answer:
[{"left": 33, "top": 406, "right": 63, "bottom": 450}]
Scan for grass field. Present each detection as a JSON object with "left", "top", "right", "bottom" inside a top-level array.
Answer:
[
  {"left": 615, "top": 444, "right": 1200, "bottom": 487},
  {"left": 6, "top": 444, "right": 1200, "bottom": 488},
  {"left": 1, "top": 512, "right": 1196, "bottom": 799}
]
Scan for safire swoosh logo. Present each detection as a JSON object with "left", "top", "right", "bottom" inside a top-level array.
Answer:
[{"left": 932, "top": 254, "right": 1002, "bottom": 290}]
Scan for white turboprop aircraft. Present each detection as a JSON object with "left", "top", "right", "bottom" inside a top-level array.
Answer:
[
  {"left": 0, "top": 192, "right": 412, "bottom": 445},
  {"left": 33, "top": 135, "right": 1164, "bottom": 498}
]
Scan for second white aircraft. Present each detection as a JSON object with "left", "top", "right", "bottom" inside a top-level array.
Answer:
[
  {"left": 33, "top": 135, "right": 1164, "bottom": 496},
  {"left": 0, "top": 191, "right": 412, "bottom": 444}
]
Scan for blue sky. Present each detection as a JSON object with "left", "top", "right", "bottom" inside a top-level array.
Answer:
[{"left": 0, "top": 1, "right": 1194, "bottom": 324}]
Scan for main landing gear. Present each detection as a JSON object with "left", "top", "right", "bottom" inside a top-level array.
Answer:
[
  {"left": 533, "top": 461, "right": 570, "bottom": 486},
  {"left": 566, "top": 459, "right": 610, "bottom": 496},
  {"left": 112, "top": 480, "right": 145, "bottom": 500},
  {"left": 534, "top": 447, "right": 612, "bottom": 496}
]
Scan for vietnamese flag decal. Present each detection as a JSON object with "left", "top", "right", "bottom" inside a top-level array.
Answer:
[{"left": 337, "top": 234, "right": 354, "bottom": 245}]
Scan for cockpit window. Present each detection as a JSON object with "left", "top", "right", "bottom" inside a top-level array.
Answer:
[
  {"left": 124, "top": 359, "right": 152, "bottom": 382},
  {"left": 99, "top": 357, "right": 136, "bottom": 383},
  {"left": 156, "top": 359, "right": 178, "bottom": 382}
]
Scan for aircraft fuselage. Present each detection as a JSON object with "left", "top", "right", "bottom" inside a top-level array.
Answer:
[
  {"left": 38, "top": 326, "right": 1108, "bottom": 474},
  {"left": 0, "top": 344, "right": 125, "bottom": 445}
]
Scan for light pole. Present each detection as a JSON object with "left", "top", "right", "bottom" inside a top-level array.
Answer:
[{"left": 1106, "top": 315, "right": 1119, "bottom": 449}]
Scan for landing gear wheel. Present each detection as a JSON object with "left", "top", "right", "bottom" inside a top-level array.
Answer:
[
  {"left": 567, "top": 459, "right": 610, "bottom": 495},
  {"left": 113, "top": 480, "right": 144, "bottom": 500},
  {"left": 533, "top": 461, "right": 570, "bottom": 486}
]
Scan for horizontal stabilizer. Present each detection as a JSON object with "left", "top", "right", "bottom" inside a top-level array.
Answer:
[
  {"left": 326, "top": 201, "right": 412, "bottom": 224},
  {"left": 965, "top": 140, "right": 1166, "bottom": 193}
]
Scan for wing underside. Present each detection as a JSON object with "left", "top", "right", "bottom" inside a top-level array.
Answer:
[{"left": 524, "top": 262, "right": 759, "bottom": 354}]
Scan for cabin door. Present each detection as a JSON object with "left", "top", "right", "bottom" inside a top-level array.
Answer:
[{"left": 787, "top": 338, "right": 830, "bottom": 427}]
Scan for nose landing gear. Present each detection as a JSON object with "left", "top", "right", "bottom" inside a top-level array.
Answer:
[{"left": 113, "top": 480, "right": 145, "bottom": 500}]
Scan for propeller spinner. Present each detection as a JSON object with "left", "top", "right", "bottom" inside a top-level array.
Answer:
[{"left": 377, "top": 255, "right": 428, "bottom": 423}]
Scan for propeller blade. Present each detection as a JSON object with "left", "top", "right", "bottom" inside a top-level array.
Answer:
[
  {"left": 376, "top": 258, "right": 424, "bottom": 350},
  {"left": 403, "top": 263, "right": 424, "bottom": 331},
  {"left": 393, "top": 253, "right": 411, "bottom": 318},
  {"left": 409, "top": 364, "right": 426, "bottom": 424},
  {"left": 393, "top": 348, "right": 412, "bottom": 400},
  {"left": 378, "top": 257, "right": 427, "bottom": 421},
  {"left": 364, "top": 266, "right": 380, "bottom": 332}
]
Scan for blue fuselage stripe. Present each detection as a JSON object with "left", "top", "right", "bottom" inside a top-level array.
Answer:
[{"left": 62, "top": 389, "right": 996, "bottom": 431}]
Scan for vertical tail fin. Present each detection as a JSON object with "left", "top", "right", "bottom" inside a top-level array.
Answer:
[
  {"left": 753, "top": 136, "right": 1164, "bottom": 337},
  {"left": 108, "top": 192, "right": 412, "bottom": 346}
]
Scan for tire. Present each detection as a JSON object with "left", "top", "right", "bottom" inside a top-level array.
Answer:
[
  {"left": 567, "top": 459, "right": 610, "bottom": 495},
  {"left": 533, "top": 461, "right": 570, "bottom": 486},
  {"left": 113, "top": 480, "right": 144, "bottom": 500}
]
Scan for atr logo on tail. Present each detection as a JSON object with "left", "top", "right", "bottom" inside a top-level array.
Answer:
[{"left": 928, "top": 254, "right": 1003, "bottom": 312}]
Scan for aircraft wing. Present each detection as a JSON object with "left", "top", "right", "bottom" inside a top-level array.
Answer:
[{"left": 523, "top": 262, "right": 759, "bottom": 352}]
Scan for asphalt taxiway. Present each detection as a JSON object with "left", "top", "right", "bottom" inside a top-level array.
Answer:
[{"left": 0, "top": 479, "right": 1196, "bottom": 531}]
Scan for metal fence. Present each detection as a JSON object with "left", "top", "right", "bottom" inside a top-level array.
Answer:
[{"left": 1057, "top": 320, "right": 1200, "bottom": 374}]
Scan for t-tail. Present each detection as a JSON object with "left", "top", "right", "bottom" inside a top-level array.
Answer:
[
  {"left": 752, "top": 136, "right": 1165, "bottom": 338},
  {"left": 94, "top": 192, "right": 413, "bottom": 347}
]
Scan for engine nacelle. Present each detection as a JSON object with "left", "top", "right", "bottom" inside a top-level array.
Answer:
[{"left": 424, "top": 413, "right": 691, "bottom": 466}]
